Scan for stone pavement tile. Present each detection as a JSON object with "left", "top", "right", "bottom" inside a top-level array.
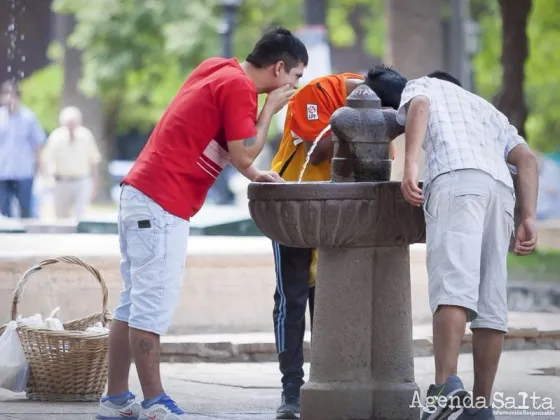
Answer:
[
  {"left": 2, "top": 351, "right": 560, "bottom": 419},
  {"left": 160, "top": 312, "right": 560, "bottom": 347},
  {"left": 158, "top": 349, "right": 560, "bottom": 391}
]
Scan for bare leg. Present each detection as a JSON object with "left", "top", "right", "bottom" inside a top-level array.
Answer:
[
  {"left": 472, "top": 328, "right": 504, "bottom": 405},
  {"left": 106, "top": 319, "right": 133, "bottom": 396},
  {"left": 130, "top": 327, "right": 164, "bottom": 399},
  {"left": 432, "top": 305, "right": 467, "bottom": 384}
]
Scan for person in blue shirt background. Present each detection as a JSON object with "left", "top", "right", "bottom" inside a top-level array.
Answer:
[{"left": 0, "top": 80, "right": 46, "bottom": 218}]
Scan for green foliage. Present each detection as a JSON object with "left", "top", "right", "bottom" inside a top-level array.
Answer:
[
  {"left": 525, "top": 0, "right": 560, "bottom": 152},
  {"left": 40, "top": 0, "right": 386, "bottom": 137},
  {"left": 508, "top": 249, "right": 560, "bottom": 282},
  {"left": 52, "top": 0, "right": 222, "bottom": 133},
  {"left": 327, "top": 0, "right": 385, "bottom": 57},
  {"left": 471, "top": 0, "right": 501, "bottom": 100},
  {"left": 19, "top": 63, "right": 63, "bottom": 133},
  {"left": 362, "top": 0, "right": 386, "bottom": 58},
  {"left": 19, "top": 0, "right": 556, "bottom": 152},
  {"left": 471, "top": 0, "right": 560, "bottom": 152}
]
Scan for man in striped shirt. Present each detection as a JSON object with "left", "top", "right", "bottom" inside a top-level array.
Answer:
[{"left": 0, "top": 80, "right": 46, "bottom": 218}]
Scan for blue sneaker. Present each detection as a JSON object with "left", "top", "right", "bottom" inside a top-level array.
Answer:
[
  {"left": 141, "top": 394, "right": 188, "bottom": 419},
  {"left": 96, "top": 391, "right": 141, "bottom": 419},
  {"left": 421, "top": 375, "right": 469, "bottom": 420},
  {"left": 457, "top": 407, "right": 495, "bottom": 419}
]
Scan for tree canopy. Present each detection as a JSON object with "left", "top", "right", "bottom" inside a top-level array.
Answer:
[
  {"left": 473, "top": 0, "right": 559, "bottom": 151},
  {"left": 19, "top": 0, "right": 560, "bottom": 152}
]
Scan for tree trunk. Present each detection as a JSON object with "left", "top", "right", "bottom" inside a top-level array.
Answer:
[
  {"left": 493, "top": 0, "right": 532, "bottom": 138},
  {"left": 330, "top": 4, "right": 381, "bottom": 74},
  {"left": 304, "top": 0, "right": 326, "bottom": 25},
  {"left": 56, "top": 13, "right": 111, "bottom": 203},
  {"left": 492, "top": 0, "right": 533, "bottom": 247},
  {"left": 385, "top": 0, "right": 445, "bottom": 79},
  {"left": 384, "top": 0, "right": 445, "bottom": 182}
]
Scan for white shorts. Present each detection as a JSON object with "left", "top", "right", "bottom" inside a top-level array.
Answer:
[
  {"left": 423, "top": 169, "right": 515, "bottom": 333},
  {"left": 113, "top": 185, "right": 189, "bottom": 335}
]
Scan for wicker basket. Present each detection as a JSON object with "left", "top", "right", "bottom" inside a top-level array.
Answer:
[{"left": 5, "top": 256, "right": 112, "bottom": 402}]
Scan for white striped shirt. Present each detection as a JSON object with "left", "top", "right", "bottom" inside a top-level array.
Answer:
[{"left": 396, "top": 77, "right": 527, "bottom": 191}]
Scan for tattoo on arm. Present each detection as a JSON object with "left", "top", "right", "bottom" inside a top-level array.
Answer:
[
  {"left": 243, "top": 136, "right": 256, "bottom": 147},
  {"left": 138, "top": 338, "right": 154, "bottom": 355}
]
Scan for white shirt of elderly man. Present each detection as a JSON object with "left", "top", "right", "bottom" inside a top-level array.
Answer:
[{"left": 41, "top": 106, "right": 101, "bottom": 221}]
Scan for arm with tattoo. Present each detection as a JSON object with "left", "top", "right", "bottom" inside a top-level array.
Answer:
[{"left": 229, "top": 105, "right": 275, "bottom": 173}]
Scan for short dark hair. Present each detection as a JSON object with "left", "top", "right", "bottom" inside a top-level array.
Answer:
[
  {"left": 1, "top": 80, "right": 20, "bottom": 97},
  {"left": 427, "top": 70, "right": 462, "bottom": 87},
  {"left": 246, "top": 26, "right": 309, "bottom": 72},
  {"left": 364, "top": 64, "right": 408, "bottom": 110}
]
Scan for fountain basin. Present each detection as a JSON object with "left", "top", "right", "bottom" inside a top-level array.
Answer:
[{"left": 248, "top": 181, "right": 425, "bottom": 248}]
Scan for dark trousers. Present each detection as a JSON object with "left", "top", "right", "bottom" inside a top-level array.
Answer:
[
  {"left": 272, "top": 241, "right": 316, "bottom": 394},
  {"left": 0, "top": 178, "right": 34, "bottom": 218}
]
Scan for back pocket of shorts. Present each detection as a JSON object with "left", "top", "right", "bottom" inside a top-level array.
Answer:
[
  {"left": 124, "top": 219, "right": 158, "bottom": 265},
  {"left": 450, "top": 191, "right": 487, "bottom": 233}
]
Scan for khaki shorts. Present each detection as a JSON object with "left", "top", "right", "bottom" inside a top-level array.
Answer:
[{"left": 423, "top": 169, "right": 515, "bottom": 333}]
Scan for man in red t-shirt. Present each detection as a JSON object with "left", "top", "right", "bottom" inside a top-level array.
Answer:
[{"left": 97, "top": 27, "right": 308, "bottom": 420}]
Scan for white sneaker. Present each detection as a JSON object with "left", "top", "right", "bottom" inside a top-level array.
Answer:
[
  {"left": 96, "top": 394, "right": 142, "bottom": 419},
  {"left": 141, "top": 395, "right": 188, "bottom": 419}
]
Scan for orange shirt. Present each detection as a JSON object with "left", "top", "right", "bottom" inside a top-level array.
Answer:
[
  {"left": 270, "top": 73, "right": 364, "bottom": 288},
  {"left": 271, "top": 72, "right": 364, "bottom": 182}
]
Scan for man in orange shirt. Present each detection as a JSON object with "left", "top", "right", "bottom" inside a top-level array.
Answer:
[{"left": 270, "top": 65, "right": 408, "bottom": 419}]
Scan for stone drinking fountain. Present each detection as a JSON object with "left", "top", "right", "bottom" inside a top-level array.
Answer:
[{"left": 248, "top": 84, "right": 426, "bottom": 420}]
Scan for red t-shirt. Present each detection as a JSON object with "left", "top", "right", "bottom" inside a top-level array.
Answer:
[{"left": 122, "top": 58, "right": 258, "bottom": 220}]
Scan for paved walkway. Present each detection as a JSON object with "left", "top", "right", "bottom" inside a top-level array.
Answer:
[
  {"left": 162, "top": 312, "right": 560, "bottom": 344},
  {"left": 1, "top": 350, "right": 559, "bottom": 419}
]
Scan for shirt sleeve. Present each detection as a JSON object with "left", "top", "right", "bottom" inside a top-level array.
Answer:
[
  {"left": 501, "top": 120, "right": 528, "bottom": 174},
  {"left": 289, "top": 83, "right": 334, "bottom": 142},
  {"left": 396, "top": 78, "right": 432, "bottom": 126},
  {"left": 221, "top": 78, "right": 258, "bottom": 142}
]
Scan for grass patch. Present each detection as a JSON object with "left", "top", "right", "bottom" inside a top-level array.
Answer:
[{"left": 508, "top": 249, "right": 560, "bottom": 282}]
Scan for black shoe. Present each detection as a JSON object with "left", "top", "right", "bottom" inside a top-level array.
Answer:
[{"left": 276, "top": 392, "right": 300, "bottom": 419}]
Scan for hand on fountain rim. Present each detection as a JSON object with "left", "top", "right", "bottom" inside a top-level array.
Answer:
[{"left": 253, "top": 170, "right": 285, "bottom": 183}]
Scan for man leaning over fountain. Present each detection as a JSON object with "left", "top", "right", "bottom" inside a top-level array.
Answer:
[
  {"left": 398, "top": 71, "right": 539, "bottom": 420},
  {"left": 95, "top": 27, "right": 308, "bottom": 420},
  {"left": 269, "top": 65, "right": 408, "bottom": 419}
]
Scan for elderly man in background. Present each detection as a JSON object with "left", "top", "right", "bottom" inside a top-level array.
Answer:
[
  {"left": 41, "top": 106, "right": 101, "bottom": 221},
  {"left": 0, "top": 80, "right": 46, "bottom": 218}
]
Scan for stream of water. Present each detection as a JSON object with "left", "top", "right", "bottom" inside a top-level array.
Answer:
[
  {"left": 5, "top": 0, "right": 26, "bottom": 81},
  {"left": 297, "top": 124, "right": 332, "bottom": 183}
]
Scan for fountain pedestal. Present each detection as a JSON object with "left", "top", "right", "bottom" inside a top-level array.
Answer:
[
  {"left": 248, "top": 85, "right": 425, "bottom": 420},
  {"left": 249, "top": 182, "right": 424, "bottom": 420},
  {"left": 306, "top": 244, "right": 417, "bottom": 420}
]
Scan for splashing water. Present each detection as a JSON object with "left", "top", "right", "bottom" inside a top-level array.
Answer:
[
  {"left": 297, "top": 124, "right": 332, "bottom": 183},
  {"left": 5, "top": 0, "right": 26, "bottom": 80}
]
